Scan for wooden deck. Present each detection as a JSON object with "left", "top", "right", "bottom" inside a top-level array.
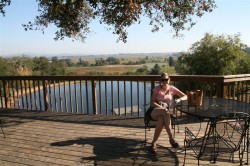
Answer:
[{"left": 0, "top": 109, "right": 248, "bottom": 166}]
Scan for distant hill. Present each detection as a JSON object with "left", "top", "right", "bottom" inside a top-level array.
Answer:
[
  {"left": 2, "top": 52, "right": 184, "bottom": 60},
  {"left": 50, "top": 52, "right": 183, "bottom": 60}
]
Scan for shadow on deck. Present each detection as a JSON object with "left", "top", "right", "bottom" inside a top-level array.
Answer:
[{"left": 0, "top": 109, "right": 247, "bottom": 166}]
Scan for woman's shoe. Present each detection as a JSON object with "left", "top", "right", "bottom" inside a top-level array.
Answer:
[
  {"left": 150, "top": 145, "right": 158, "bottom": 153},
  {"left": 170, "top": 138, "right": 179, "bottom": 148}
]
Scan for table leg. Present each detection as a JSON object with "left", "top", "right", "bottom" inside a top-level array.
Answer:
[
  {"left": 202, "top": 120, "right": 218, "bottom": 163},
  {"left": 211, "top": 120, "right": 219, "bottom": 163}
]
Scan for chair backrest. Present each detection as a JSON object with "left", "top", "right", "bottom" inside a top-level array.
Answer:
[{"left": 215, "top": 112, "right": 250, "bottom": 151}]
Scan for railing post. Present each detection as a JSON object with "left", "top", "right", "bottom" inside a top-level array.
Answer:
[
  {"left": 91, "top": 80, "right": 98, "bottom": 114},
  {"left": 150, "top": 81, "right": 155, "bottom": 96},
  {"left": 216, "top": 82, "right": 224, "bottom": 98},
  {"left": 3, "top": 80, "right": 8, "bottom": 109},
  {"left": 43, "top": 80, "right": 49, "bottom": 111}
]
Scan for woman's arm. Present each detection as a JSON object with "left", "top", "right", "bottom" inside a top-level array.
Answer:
[{"left": 173, "top": 87, "right": 187, "bottom": 106}]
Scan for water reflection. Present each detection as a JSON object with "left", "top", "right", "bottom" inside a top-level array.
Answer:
[{"left": 18, "top": 81, "right": 152, "bottom": 116}]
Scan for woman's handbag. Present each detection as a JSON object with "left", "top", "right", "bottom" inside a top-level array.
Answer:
[{"left": 187, "top": 90, "right": 203, "bottom": 106}]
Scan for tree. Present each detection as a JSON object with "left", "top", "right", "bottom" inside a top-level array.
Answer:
[
  {"left": 77, "top": 59, "right": 90, "bottom": 66},
  {"left": 1, "top": 0, "right": 216, "bottom": 43},
  {"left": 32, "top": 56, "right": 50, "bottom": 75},
  {"left": 177, "top": 33, "right": 250, "bottom": 75},
  {"left": 168, "top": 56, "right": 174, "bottom": 67},
  {"left": 95, "top": 58, "right": 108, "bottom": 66},
  {"left": 135, "top": 65, "right": 148, "bottom": 74},
  {"left": 64, "top": 58, "right": 74, "bottom": 67},
  {"left": 236, "top": 54, "right": 250, "bottom": 74},
  {"left": 0, "top": 57, "right": 8, "bottom": 75},
  {"left": 0, "top": 0, "right": 10, "bottom": 16},
  {"left": 51, "top": 56, "right": 59, "bottom": 62},
  {"left": 49, "top": 60, "right": 66, "bottom": 75},
  {"left": 151, "top": 64, "right": 161, "bottom": 75},
  {"left": 11, "top": 56, "right": 33, "bottom": 70},
  {"left": 106, "top": 57, "right": 120, "bottom": 65},
  {"left": 244, "top": 47, "right": 250, "bottom": 54},
  {"left": 10, "top": 56, "right": 33, "bottom": 75}
]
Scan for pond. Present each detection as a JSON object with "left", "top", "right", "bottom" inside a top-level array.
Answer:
[{"left": 18, "top": 81, "right": 153, "bottom": 116}]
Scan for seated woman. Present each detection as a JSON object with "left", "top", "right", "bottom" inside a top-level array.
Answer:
[{"left": 146, "top": 73, "right": 187, "bottom": 152}]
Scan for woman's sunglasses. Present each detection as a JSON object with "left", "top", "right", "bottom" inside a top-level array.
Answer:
[{"left": 161, "top": 79, "right": 169, "bottom": 82}]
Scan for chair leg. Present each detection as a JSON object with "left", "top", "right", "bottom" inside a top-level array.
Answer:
[
  {"left": 183, "top": 141, "right": 187, "bottom": 166},
  {"left": 247, "top": 130, "right": 249, "bottom": 165},
  {"left": 239, "top": 147, "right": 244, "bottom": 166},
  {"left": 171, "top": 114, "right": 179, "bottom": 136}
]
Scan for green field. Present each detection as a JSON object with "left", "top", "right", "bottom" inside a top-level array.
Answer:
[{"left": 65, "top": 54, "right": 175, "bottom": 75}]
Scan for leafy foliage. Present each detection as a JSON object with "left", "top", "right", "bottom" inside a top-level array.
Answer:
[
  {"left": 0, "top": 57, "right": 8, "bottom": 75},
  {"left": 168, "top": 56, "right": 174, "bottom": 67},
  {"left": 0, "top": 0, "right": 10, "bottom": 16},
  {"left": 32, "top": 57, "right": 50, "bottom": 75},
  {"left": 0, "top": 56, "right": 67, "bottom": 76},
  {"left": 78, "top": 58, "right": 90, "bottom": 66},
  {"left": 134, "top": 65, "right": 148, "bottom": 74},
  {"left": 244, "top": 47, "right": 250, "bottom": 54},
  {"left": 150, "top": 63, "right": 161, "bottom": 74},
  {"left": 50, "top": 60, "right": 66, "bottom": 75},
  {"left": 177, "top": 33, "right": 250, "bottom": 75},
  {"left": 95, "top": 58, "right": 109, "bottom": 66},
  {"left": 1, "top": 0, "right": 216, "bottom": 42},
  {"left": 106, "top": 57, "right": 121, "bottom": 65},
  {"left": 0, "top": 56, "right": 33, "bottom": 76}
]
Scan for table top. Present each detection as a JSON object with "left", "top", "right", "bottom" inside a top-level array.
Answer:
[{"left": 176, "top": 98, "right": 250, "bottom": 119}]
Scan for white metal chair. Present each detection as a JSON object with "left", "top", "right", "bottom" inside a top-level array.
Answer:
[{"left": 183, "top": 112, "right": 249, "bottom": 166}]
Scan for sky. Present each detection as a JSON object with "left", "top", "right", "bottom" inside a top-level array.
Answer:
[{"left": 0, "top": 0, "right": 250, "bottom": 57}]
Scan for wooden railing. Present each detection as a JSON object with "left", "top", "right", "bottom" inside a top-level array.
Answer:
[{"left": 0, "top": 74, "right": 249, "bottom": 117}]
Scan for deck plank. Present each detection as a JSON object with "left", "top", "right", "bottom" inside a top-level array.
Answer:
[{"left": 0, "top": 109, "right": 247, "bottom": 166}]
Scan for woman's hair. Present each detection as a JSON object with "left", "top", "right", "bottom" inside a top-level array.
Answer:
[{"left": 160, "top": 73, "right": 169, "bottom": 78}]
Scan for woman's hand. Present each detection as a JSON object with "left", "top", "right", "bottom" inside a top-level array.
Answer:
[
  {"left": 173, "top": 99, "right": 181, "bottom": 107},
  {"left": 174, "top": 95, "right": 187, "bottom": 107},
  {"left": 158, "top": 101, "right": 170, "bottom": 110}
]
